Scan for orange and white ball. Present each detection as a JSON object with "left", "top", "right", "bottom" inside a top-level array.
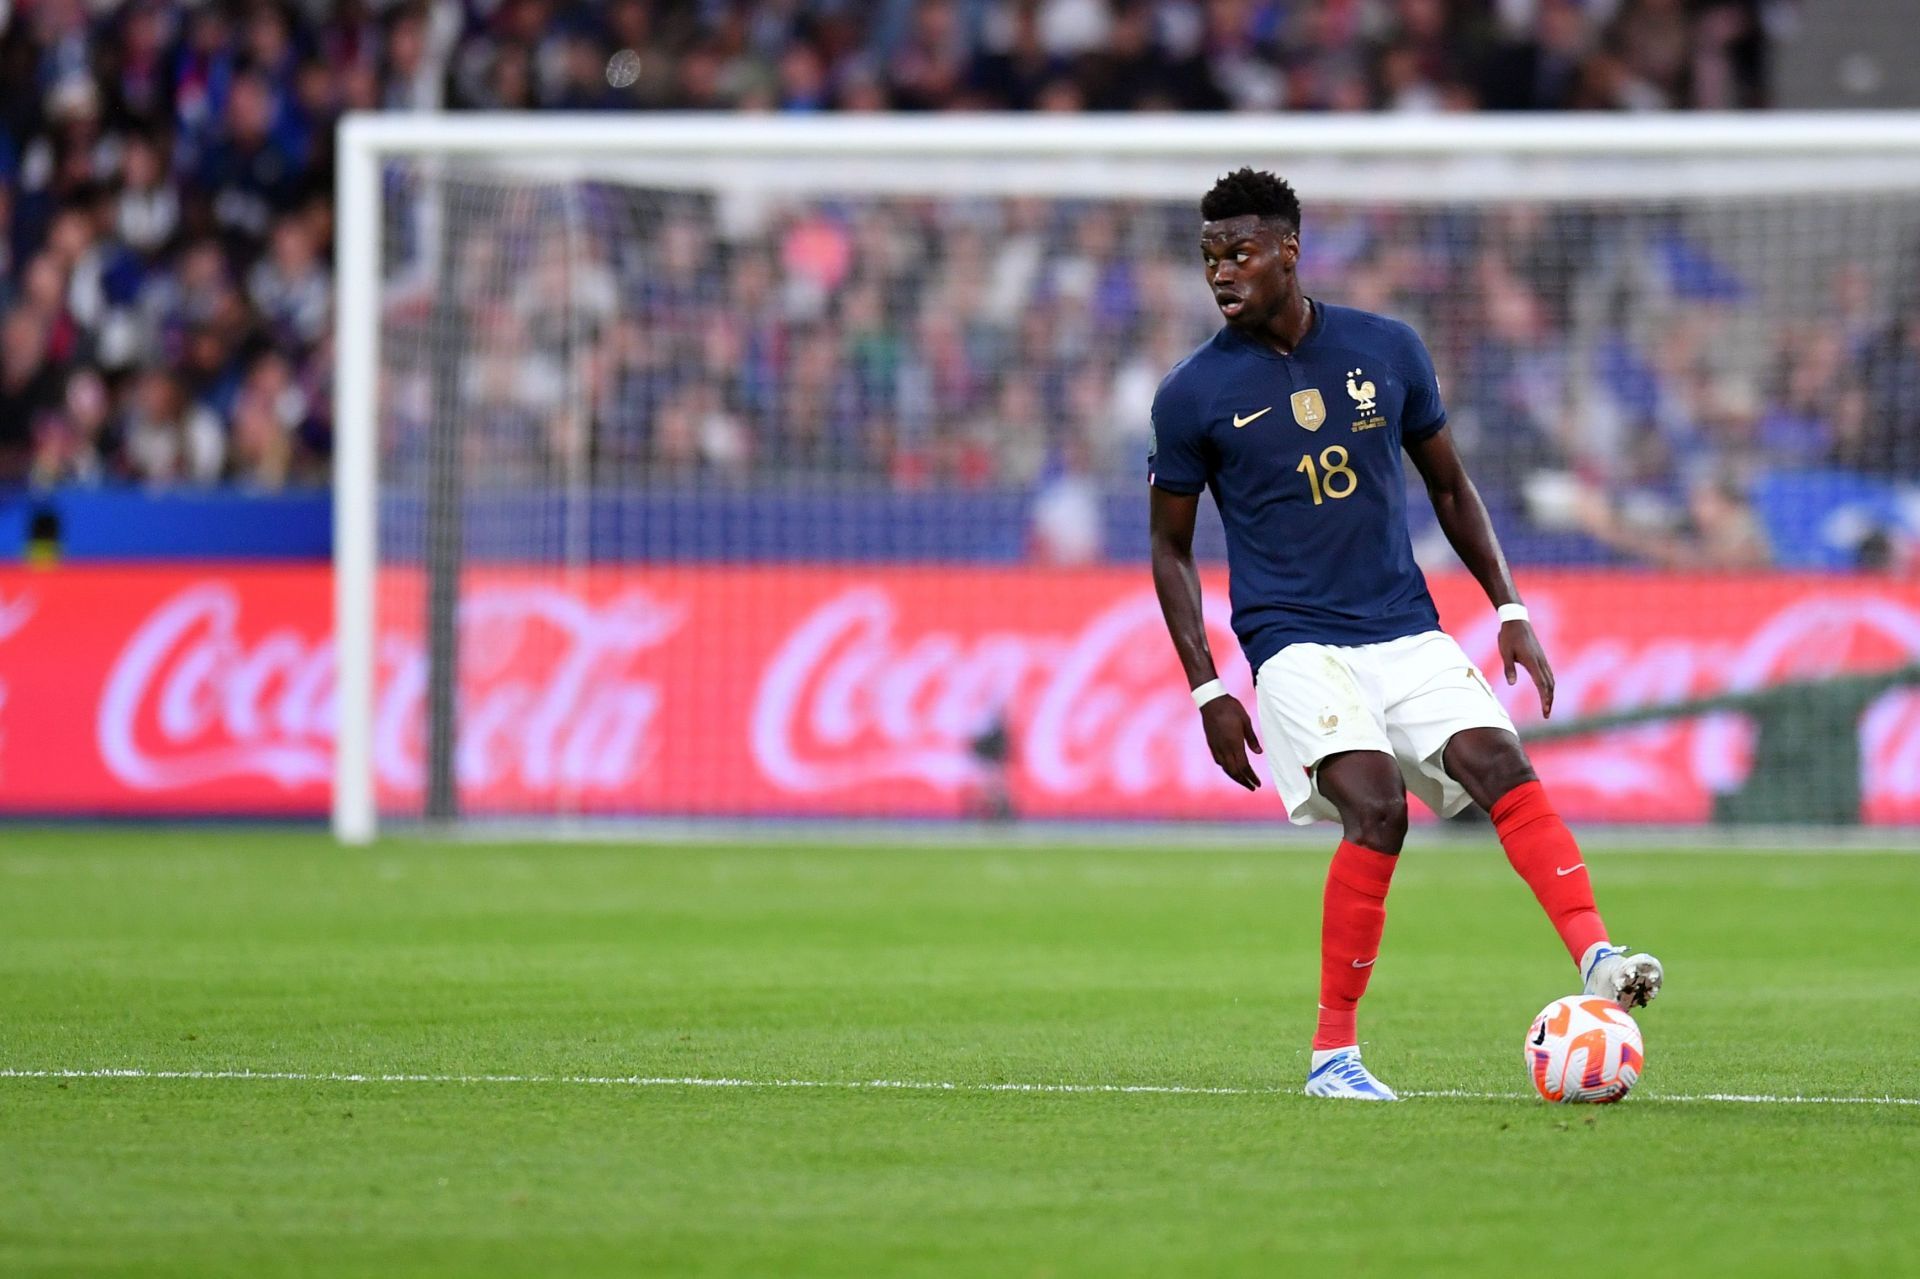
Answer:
[{"left": 1525, "top": 995, "right": 1645, "bottom": 1103}]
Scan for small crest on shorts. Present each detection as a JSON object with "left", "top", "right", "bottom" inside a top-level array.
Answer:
[
  {"left": 1318, "top": 712, "right": 1340, "bottom": 733},
  {"left": 1291, "top": 389, "right": 1327, "bottom": 431}
]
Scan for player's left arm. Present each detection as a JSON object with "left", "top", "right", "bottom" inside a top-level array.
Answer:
[{"left": 1404, "top": 426, "right": 1555, "bottom": 717}]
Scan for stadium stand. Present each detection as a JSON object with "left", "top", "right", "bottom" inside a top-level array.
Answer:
[{"left": 4, "top": 1, "right": 1914, "bottom": 573}]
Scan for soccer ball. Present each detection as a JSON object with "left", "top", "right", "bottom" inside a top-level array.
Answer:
[{"left": 1524, "top": 995, "right": 1644, "bottom": 1104}]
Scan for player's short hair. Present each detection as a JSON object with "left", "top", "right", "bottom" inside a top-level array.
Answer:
[{"left": 1200, "top": 168, "right": 1301, "bottom": 234}]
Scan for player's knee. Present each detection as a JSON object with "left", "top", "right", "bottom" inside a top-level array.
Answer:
[
  {"left": 1446, "top": 730, "right": 1537, "bottom": 809},
  {"left": 1477, "top": 748, "right": 1538, "bottom": 808},
  {"left": 1342, "top": 791, "right": 1408, "bottom": 853}
]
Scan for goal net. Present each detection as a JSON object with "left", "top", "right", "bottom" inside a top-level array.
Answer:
[{"left": 334, "top": 115, "right": 1920, "bottom": 843}]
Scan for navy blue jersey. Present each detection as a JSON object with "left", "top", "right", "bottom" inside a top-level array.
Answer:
[{"left": 1149, "top": 300, "right": 1446, "bottom": 676}]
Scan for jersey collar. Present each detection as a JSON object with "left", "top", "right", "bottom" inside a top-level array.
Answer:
[{"left": 1219, "top": 297, "right": 1322, "bottom": 361}]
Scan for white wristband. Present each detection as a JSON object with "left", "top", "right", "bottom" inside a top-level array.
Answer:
[
  {"left": 1190, "top": 679, "right": 1229, "bottom": 709},
  {"left": 1497, "top": 603, "right": 1530, "bottom": 625}
]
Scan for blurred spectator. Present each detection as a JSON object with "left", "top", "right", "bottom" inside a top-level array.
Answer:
[
  {"left": 1, "top": 307, "right": 62, "bottom": 480},
  {"left": 248, "top": 214, "right": 329, "bottom": 350},
  {"left": 121, "top": 366, "right": 223, "bottom": 485},
  {"left": 1477, "top": 0, "right": 1592, "bottom": 109},
  {"left": 1844, "top": 316, "right": 1920, "bottom": 476},
  {"left": 888, "top": 0, "right": 972, "bottom": 111},
  {"left": 32, "top": 366, "right": 113, "bottom": 487},
  {"left": 1456, "top": 252, "right": 1568, "bottom": 490},
  {"left": 1756, "top": 326, "right": 1849, "bottom": 467},
  {"left": 228, "top": 354, "right": 299, "bottom": 489},
  {"left": 1030, "top": 438, "right": 1107, "bottom": 564},
  {"left": 115, "top": 132, "right": 179, "bottom": 256},
  {"left": 195, "top": 70, "right": 303, "bottom": 243},
  {"left": 1573, "top": 471, "right": 1773, "bottom": 569}
]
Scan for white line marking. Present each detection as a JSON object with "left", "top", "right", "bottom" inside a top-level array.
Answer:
[{"left": 2, "top": 1068, "right": 1915, "bottom": 1107}]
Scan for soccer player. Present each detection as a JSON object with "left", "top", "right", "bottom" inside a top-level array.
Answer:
[{"left": 1148, "top": 169, "right": 1662, "bottom": 1101}]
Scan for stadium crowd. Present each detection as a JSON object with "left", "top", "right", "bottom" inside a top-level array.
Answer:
[
  {"left": 6, "top": 0, "right": 1914, "bottom": 572},
  {"left": 389, "top": 183, "right": 1909, "bottom": 571}
]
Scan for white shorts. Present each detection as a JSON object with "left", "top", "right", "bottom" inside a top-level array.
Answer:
[{"left": 1254, "top": 630, "right": 1517, "bottom": 826}]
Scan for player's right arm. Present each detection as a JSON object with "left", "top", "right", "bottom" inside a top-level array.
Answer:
[{"left": 1148, "top": 382, "right": 1263, "bottom": 792}]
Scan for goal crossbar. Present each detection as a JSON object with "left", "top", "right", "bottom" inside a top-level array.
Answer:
[{"left": 340, "top": 112, "right": 1920, "bottom": 157}]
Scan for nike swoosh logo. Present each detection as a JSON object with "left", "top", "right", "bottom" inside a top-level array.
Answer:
[
  {"left": 1232, "top": 406, "right": 1273, "bottom": 428},
  {"left": 1556, "top": 864, "right": 1585, "bottom": 876},
  {"left": 1351, "top": 957, "right": 1376, "bottom": 968}
]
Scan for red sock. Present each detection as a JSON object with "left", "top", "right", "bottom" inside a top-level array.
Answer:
[
  {"left": 1313, "top": 841, "right": 1398, "bottom": 1051},
  {"left": 1490, "top": 780, "right": 1608, "bottom": 965}
]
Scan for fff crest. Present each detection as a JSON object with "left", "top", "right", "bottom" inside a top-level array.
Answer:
[{"left": 1346, "top": 369, "right": 1378, "bottom": 413}]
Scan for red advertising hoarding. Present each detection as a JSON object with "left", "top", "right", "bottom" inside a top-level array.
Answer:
[{"left": 1, "top": 565, "right": 1916, "bottom": 823}]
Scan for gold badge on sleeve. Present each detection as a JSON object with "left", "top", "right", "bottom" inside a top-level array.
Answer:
[{"left": 1290, "top": 388, "right": 1326, "bottom": 431}]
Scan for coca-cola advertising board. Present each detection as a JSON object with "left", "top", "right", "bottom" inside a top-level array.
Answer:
[{"left": 0, "top": 565, "right": 1916, "bottom": 824}]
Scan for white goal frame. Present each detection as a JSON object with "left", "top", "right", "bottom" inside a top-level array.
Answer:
[{"left": 331, "top": 111, "right": 1920, "bottom": 845}]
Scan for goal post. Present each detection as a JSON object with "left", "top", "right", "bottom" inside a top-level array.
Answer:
[
  {"left": 332, "top": 113, "right": 1920, "bottom": 844},
  {"left": 332, "top": 122, "right": 380, "bottom": 847}
]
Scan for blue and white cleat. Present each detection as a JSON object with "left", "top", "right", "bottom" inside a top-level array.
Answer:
[
  {"left": 1580, "top": 942, "right": 1663, "bottom": 1010},
  {"left": 1304, "top": 1048, "right": 1399, "bottom": 1101}
]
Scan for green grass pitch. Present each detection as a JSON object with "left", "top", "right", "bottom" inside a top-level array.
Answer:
[{"left": 1, "top": 827, "right": 1916, "bottom": 1276}]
